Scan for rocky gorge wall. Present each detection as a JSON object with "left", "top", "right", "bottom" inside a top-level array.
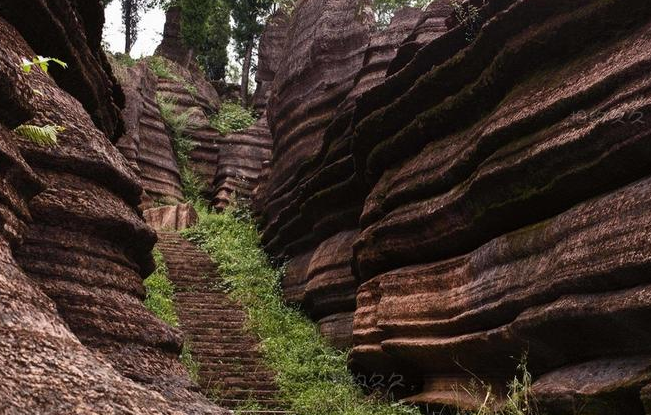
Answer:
[
  {"left": 254, "top": 0, "right": 651, "bottom": 412},
  {"left": 0, "top": 1, "right": 225, "bottom": 413}
]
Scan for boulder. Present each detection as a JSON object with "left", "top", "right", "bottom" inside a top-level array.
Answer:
[{"left": 144, "top": 203, "right": 199, "bottom": 232}]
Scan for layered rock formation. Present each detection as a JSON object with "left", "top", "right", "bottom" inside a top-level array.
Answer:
[
  {"left": 154, "top": 60, "right": 222, "bottom": 194},
  {"left": 351, "top": 0, "right": 651, "bottom": 411},
  {"left": 116, "top": 60, "right": 184, "bottom": 204},
  {"left": 0, "top": 2, "right": 225, "bottom": 412},
  {"left": 251, "top": 10, "right": 290, "bottom": 113},
  {"left": 211, "top": 116, "right": 272, "bottom": 210},
  {"left": 255, "top": 1, "right": 424, "bottom": 349},
  {"left": 256, "top": 0, "right": 651, "bottom": 411}
]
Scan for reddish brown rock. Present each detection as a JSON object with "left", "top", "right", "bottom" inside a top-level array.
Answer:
[
  {"left": 386, "top": 1, "right": 452, "bottom": 75},
  {"left": 254, "top": 5, "right": 424, "bottom": 347},
  {"left": 154, "top": 61, "right": 222, "bottom": 194},
  {"left": 0, "top": 14, "right": 225, "bottom": 413},
  {"left": 144, "top": 203, "right": 199, "bottom": 231},
  {"left": 211, "top": 116, "right": 272, "bottom": 210},
  {"left": 116, "top": 60, "right": 184, "bottom": 204},
  {"left": 0, "top": 0, "right": 125, "bottom": 141},
  {"left": 260, "top": 0, "right": 374, "bottom": 228},
  {"left": 252, "top": 11, "right": 290, "bottom": 113},
  {"left": 348, "top": 0, "right": 651, "bottom": 410}
]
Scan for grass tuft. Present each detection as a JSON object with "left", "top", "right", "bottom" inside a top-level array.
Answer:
[
  {"left": 143, "top": 248, "right": 179, "bottom": 327},
  {"left": 210, "top": 101, "right": 256, "bottom": 135}
]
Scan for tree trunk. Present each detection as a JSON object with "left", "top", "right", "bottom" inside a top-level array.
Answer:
[
  {"left": 240, "top": 38, "right": 254, "bottom": 108},
  {"left": 124, "top": 0, "right": 132, "bottom": 54}
]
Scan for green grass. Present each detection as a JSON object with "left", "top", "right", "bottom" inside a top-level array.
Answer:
[
  {"left": 156, "top": 93, "right": 206, "bottom": 204},
  {"left": 181, "top": 342, "right": 201, "bottom": 383},
  {"left": 143, "top": 249, "right": 179, "bottom": 327},
  {"left": 210, "top": 101, "right": 256, "bottom": 135},
  {"left": 148, "top": 55, "right": 179, "bottom": 80},
  {"left": 182, "top": 205, "right": 420, "bottom": 415}
]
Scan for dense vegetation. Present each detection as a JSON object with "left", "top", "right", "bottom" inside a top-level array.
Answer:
[{"left": 209, "top": 101, "right": 257, "bottom": 135}]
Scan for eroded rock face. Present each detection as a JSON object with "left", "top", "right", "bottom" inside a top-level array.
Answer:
[
  {"left": 252, "top": 10, "right": 290, "bottom": 113},
  {"left": 260, "top": 0, "right": 374, "bottom": 223},
  {"left": 211, "top": 116, "right": 272, "bottom": 211},
  {"left": 154, "top": 58, "right": 222, "bottom": 194},
  {"left": 116, "top": 60, "right": 184, "bottom": 205},
  {"left": 156, "top": 6, "right": 221, "bottom": 111},
  {"left": 258, "top": 0, "right": 651, "bottom": 411},
  {"left": 350, "top": 0, "right": 651, "bottom": 410},
  {"left": 0, "top": 0, "right": 125, "bottom": 141},
  {"left": 0, "top": 9, "right": 225, "bottom": 413},
  {"left": 254, "top": 2, "right": 424, "bottom": 348}
]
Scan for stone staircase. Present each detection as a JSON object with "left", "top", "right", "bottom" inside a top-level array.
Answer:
[{"left": 157, "top": 232, "right": 291, "bottom": 414}]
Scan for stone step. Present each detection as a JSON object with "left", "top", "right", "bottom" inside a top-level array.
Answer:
[{"left": 157, "top": 231, "right": 284, "bottom": 412}]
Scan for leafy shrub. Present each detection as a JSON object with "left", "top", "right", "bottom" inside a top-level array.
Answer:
[
  {"left": 181, "top": 167, "right": 207, "bottom": 207},
  {"left": 112, "top": 52, "right": 138, "bottom": 68},
  {"left": 210, "top": 101, "right": 256, "bottom": 135},
  {"left": 143, "top": 249, "right": 179, "bottom": 327},
  {"left": 182, "top": 206, "right": 420, "bottom": 415}
]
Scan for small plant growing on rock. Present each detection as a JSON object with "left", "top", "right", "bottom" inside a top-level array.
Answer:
[
  {"left": 20, "top": 55, "right": 67, "bottom": 74},
  {"left": 450, "top": 0, "right": 484, "bottom": 42},
  {"left": 13, "top": 124, "right": 64, "bottom": 147}
]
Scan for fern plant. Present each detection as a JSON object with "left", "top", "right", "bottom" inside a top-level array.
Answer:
[
  {"left": 13, "top": 124, "right": 64, "bottom": 146},
  {"left": 21, "top": 56, "right": 67, "bottom": 74}
]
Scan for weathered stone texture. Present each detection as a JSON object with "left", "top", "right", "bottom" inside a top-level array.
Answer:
[
  {"left": 0, "top": 0, "right": 125, "bottom": 141},
  {"left": 254, "top": 1, "right": 424, "bottom": 348},
  {"left": 156, "top": 6, "right": 221, "bottom": 111},
  {"left": 252, "top": 11, "right": 290, "bottom": 113},
  {"left": 211, "top": 116, "right": 272, "bottom": 211},
  {"left": 350, "top": 0, "right": 651, "bottom": 410},
  {"left": 0, "top": 9, "right": 225, "bottom": 413},
  {"left": 116, "top": 61, "right": 184, "bottom": 204},
  {"left": 257, "top": 0, "right": 651, "bottom": 411},
  {"left": 145, "top": 203, "right": 199, "bottom": 231}
]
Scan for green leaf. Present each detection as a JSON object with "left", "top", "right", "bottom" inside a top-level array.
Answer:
[{"left": 13, "top": 124, "right": 64, "bottom": 147}]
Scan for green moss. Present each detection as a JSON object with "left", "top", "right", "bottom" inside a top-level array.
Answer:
[
  {"left": 143, "top": 249, "right": 179, "bottom": 327},
  {"left": 182, "top": 205, "right": 420, "bottom": 415},
  {"left": 209, "top": 101, "right": 256, "bottom": 135}
]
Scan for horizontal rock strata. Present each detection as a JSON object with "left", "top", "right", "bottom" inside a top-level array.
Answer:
[
  {"left": 117, "top": 61, "right": 184, "bottom": 204},
  {"left": 350, "top": 0, "right": 651, "bottom": 411},
  {"left": 252, "top": 11, "right": 290, "bottom": 113},
  {"left": 255, "top": 2, "right": 427, "bottom": 348},
  {"left": 0, "top": 0, "right": 125, "bottom": 141},
  {"left": 211, "top": 116, "right": 272, "bottom": 210},
  {"left": 257, "top": 0, "right": 651, "bottom": 411},
  {"left": 0, "top": 9, "right": 226, "bottom": 413}
]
